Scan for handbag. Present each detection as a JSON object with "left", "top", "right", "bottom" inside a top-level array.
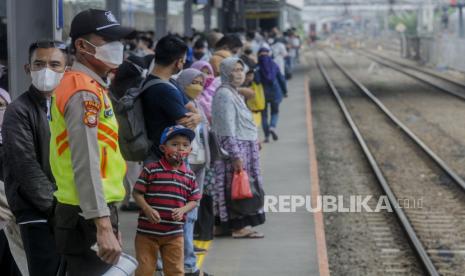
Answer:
[
  {"left": 229, "top": 175, "right": 265, "bottom": 215},
  {"left": 188, "top": 125, "right": 206, "bottom": 165},
  {"left": 208, "top": 131, "right": 230, "bottom": 162},
  {"left": 231, "top": 171, "right": 253, "bottom": 200},
  {"left": 246, "top": 82, "right": 265, "bottom": 112}
]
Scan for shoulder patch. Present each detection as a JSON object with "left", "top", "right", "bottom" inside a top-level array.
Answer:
[
  {"left": 84, "top": 111, "right": 98, "bottom": 128},
  {"left": 84, "top": 100, "right": 101, "bottom": 112},
  {"left": 83, "top": 100, "right": 100, "bottom": 128}
]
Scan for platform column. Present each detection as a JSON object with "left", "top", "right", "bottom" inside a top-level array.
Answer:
[
  {"left": 184, "top": 0, "right": 193, "bottom": 37},
  {"left": 106, "top": 0, "right": 122, "bottom": 22},
  {"left": 154, "top": 0, "right": 168, "bottom": 40},
  {"left": 6, "top": 0, "right": 56, "bottom": 98}
]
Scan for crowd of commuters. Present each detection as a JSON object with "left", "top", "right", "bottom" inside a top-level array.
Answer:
[{"left": 0, "top": 7, "right": 301, "bottom": 276}]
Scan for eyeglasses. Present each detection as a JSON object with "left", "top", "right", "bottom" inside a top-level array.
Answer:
[
  {"left": 29, "top": 41, "right": 68, "bottom": 58},
  {"left": 31, "top": 40, "right": 67, "bottom": 51}
]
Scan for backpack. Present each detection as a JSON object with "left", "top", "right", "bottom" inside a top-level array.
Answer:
[{"left": 110, "top": 78, "right": 176, "bottom": 161}]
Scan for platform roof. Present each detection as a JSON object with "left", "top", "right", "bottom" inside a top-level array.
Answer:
[{"left": 305, "top": 0, "right": 447, "bottom": 5}]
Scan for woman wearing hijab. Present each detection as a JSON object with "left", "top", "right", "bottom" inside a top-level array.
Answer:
[
  {"left": 211, "top": 57, "right": 265, "bottom": 239},
  {"left": 190, "top": 61, "right": 219, "bottom": 122},
  {"left": 176, "top": 69, "right": 213, "bottom": 276},
  {"left": 176, "top": 68, "right": 211, "bottom": 185},
  {"left": 257, "top": 47, "right": 287, "bottom": 143}
]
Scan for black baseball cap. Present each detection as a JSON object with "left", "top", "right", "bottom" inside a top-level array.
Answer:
[{"left": 70, "top": 9, "right": 135, "bottom": 41}]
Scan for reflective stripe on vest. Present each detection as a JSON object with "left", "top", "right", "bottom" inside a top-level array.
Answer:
[{"left": 50, "top": 71, "right": 126, "bottom": 206}]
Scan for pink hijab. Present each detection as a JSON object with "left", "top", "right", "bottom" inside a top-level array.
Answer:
[
  {"left": 190, "top": 61, "right": 220, "bottom": 122},
  {"left": 191, "top": 61, "right": 214, "bottom": 76}
]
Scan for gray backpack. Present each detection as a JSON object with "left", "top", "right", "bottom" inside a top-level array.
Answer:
[{"left": 111, "top": 78, "right": 175, "bottom": 161}]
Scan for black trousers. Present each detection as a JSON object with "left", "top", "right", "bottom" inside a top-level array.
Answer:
[
  {"left": 54, "top": 203, "right": 119, "bottom": 276},
  {"left": 19, "top": 222, "right": 61, "bottom": 276},
  {"left": 194, "top": 194, "right": 214, "bottom": 241}
]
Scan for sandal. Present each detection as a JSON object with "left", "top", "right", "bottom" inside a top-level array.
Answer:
[{"left": 232, "top": 229, "right": 265, "bottom": 239}]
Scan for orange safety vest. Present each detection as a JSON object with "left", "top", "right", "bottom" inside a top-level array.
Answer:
[{"left": 50, "top": 71, "right": 126, "bottom": 205}]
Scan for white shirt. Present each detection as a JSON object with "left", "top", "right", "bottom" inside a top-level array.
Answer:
[{"left": 271, "top": 42, "right": 288, "bottom": 75}]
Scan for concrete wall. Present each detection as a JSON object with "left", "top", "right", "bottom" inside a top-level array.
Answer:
[{"left": 7, "top": 0, "right": 56, "bottom": 98}]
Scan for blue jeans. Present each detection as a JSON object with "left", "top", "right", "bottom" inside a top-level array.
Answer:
[
  {"left": 261, "top": 101, "right": 280, "bottom": 138},
  {"left": 184, "top": 207, "right": 198, "bottom": 273}
]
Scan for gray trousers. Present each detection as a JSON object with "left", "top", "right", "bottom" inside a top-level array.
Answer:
[
  {"left": 0, "top": 180, "right": 29, "bottom": 276},
  {"left": 4, "top": 222, "right": 29, "bottom": 276}
]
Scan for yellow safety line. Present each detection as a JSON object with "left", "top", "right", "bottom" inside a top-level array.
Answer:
[{"left": 194, "top": 240, "right": 212, "bottom": 269}]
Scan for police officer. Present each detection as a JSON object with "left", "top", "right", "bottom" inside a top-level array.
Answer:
[{"left": 49, "top": 9, "right": 134, "bottom": 275}]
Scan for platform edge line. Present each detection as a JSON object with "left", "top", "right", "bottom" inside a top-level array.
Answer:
[{"left": 305, "top": 74, "right": 330, "bottom": 276}]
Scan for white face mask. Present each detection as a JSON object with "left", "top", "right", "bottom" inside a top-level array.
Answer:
[
  {"left": 30, "top": 68, "right": 64, "bottom": 92},
  {"left": 85, "top": 40, "right": 124, "bottom": 69}
]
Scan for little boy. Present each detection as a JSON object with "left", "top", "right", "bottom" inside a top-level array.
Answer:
[{"left": 133, "top": 125, "right": 201, "bottom": 276}]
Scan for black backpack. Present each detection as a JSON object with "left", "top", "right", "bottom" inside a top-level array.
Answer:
[{"left": 110, "top": 78, "right": 175, "bottom": 161}]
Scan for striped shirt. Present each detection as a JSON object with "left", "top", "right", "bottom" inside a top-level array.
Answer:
[{"left": 134, "top": 158, "right": 201, "bottom": 237}]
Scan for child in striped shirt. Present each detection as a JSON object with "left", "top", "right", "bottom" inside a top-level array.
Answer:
[{"left": 133, "top": 125, "right": 201, "bottom": 276}]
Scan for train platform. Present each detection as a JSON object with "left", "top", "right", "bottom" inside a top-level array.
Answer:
[{"left": 117, "top": 63, "right": 327, "bottom": 276}]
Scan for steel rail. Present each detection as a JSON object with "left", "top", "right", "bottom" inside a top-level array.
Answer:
[
  {"left": 363, "top": 49, "right": 465, "bottom": 89},
  {"left": 315, "top": 54, "right": 439, "bottom": 276},
  {"left": 324, "top": 50, "right": 465, "bottom": 194},
  {"left": 358, "top": 50, "right": 465, "bottom": 102}
]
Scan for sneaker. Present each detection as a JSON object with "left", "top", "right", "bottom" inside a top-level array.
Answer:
[
  {"left": 194, "top": 246, "right": 208, "bottom": 253},
  {"left": 263, "top": 137, "right": 270, "bottom": 143},
  {"left": 269, "top": 128, "right": 279, "bottom": 141}
]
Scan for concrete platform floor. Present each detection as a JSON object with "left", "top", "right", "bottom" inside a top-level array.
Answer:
[{"left": 118, "top": 65, "right": 320, "bottom": 275}]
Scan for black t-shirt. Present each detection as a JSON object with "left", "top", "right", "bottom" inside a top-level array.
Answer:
[{"left": 141, "top": 75, "right": 189, "bottom": 157}]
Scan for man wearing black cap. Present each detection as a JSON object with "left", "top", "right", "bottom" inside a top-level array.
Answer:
[{"left": 49, "top": 9, "right": 134, "bottom": 275}]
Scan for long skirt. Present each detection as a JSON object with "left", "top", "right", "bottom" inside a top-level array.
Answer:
[{"left": 213, "top": 137, "right": 265, "bottom": 231}]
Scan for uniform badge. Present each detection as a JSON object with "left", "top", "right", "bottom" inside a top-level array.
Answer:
[
  {"left": 101, "top": 93, "right": 113, "bottom": 118},
  {"left": 84, "top": 111, "right": 98, "bottom": 127},
  {"left": 84, "top": 100, "right": 101, "bottom": 112},
  {"left": 104, "top": 108, "right": 113, "bottom": 118},
  {"left": 83, "top": 100, "right": 101, "bottom": 128}
]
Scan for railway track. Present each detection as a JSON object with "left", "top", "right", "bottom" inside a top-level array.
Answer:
[
  {"left": 316, "top": 50, "right": 465, "bottom": 276},
  {"left": 357, "top": 49, "right": 465, "bottom": 102}
]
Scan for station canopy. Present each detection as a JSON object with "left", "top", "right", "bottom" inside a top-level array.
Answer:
[{"left": 304, "top": 0, "right": 447, "bottom": 5}]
